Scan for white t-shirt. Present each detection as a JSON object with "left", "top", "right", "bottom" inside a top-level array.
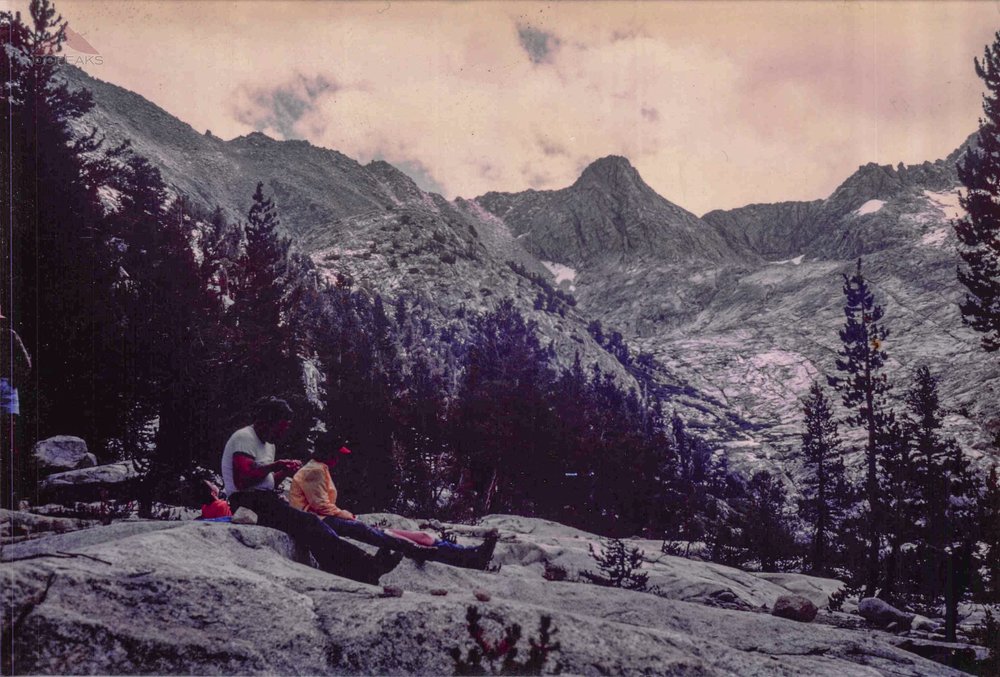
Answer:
[{"left": 221, "top": 425, "right": 276, "bottom": 495}]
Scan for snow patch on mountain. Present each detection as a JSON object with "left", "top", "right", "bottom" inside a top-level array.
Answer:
[
  {"left": 542, "top": 261, "right": 578, "bottom": 291},
  {"left": 923, "top": 190, "right": 964, "bottom": 220},
  {"left": 855, "top": 199, "right": 886, "bottom": 216}
]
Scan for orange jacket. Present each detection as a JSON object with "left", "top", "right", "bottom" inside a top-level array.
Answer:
[
  {"left": 201, "top": 499, "right": 232, "bottom": 519},
  {"left": 289, "top": 459, "right": 353, "bottom": 518}
]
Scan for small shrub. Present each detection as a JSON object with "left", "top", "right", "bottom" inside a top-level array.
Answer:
[
  {"left": 450, "top": 606, "right": 562, "bottom": 675},
  {"left": 70, "top": 496, "right": 137, "bottom": 525},
  {"left": 660, "top": 540, "right": 685, "bottom": 557},
  {"left": 580, "top": 539, "right": 649, "bottom": 591},
  {"left": 827, "top": 587, "right": 847, "bottom": 613},
  {"left": 972, "top": 605, "right": 1000, "bottom": 675}
]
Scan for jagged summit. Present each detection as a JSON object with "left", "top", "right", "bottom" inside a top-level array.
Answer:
[
  {"left": 574, "top": 155, "right": 644, "bottom": 188},
  {"left": 476, "top": 156, "right": 752, "bottom": 266}
]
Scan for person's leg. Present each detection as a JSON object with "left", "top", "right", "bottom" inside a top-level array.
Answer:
[
  {"left": 229, "top": 491, "right": 400, "bottom": 584},
  {"left": 323, "top": 516, "right": 407, "bottom": 549},
  {"left": 415, "top": 530, "right": 500, "bottom": 570}
]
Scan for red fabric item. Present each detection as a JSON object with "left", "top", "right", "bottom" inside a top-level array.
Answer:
[
  {"left": 201, "top": 499, "right": 232, "bottom": 519},
  {"left": 338, "top": 446, "right": 352, "bottom": 455}
]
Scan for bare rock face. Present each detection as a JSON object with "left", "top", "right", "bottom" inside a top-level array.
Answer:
[
  {"left": 30, "top": 436, "right": 97, "bottom": 476},
  {"left": 858, "top": 597, "right": 915, "bottom": 631},
  {"left": 1, "top": 515, "right": 963, "bottom": 676},
  {"left": 771, "top": 594, "right": 818, "bottom": 623},
  {"left": 38, "top": 461, "right": 141, "bottom": 504},
  {"left": 0, "top": 509, "right": 97, "bottom": 542}
]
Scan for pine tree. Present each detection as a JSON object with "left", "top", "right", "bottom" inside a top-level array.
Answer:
[
  {"left": 877, "top": 414, "right": 916, "bottom": 603},
  {"left": 903, "top": 367, "right": 954, "bottom": 603},
  {"left": 942, "top": 441, "right": 979, "bottom": 642},
  {"left": 1, "top": 1, "right": 113, "bottom": 456},
  {"left": 452, "top": 299, "right": 557, "bottom": 516},
  {"left": 394, "top": 354, "right": 451, "bottom": 515},
  {"left": 828, "top": 258, "right": 892, "bottom": 597},
  {"left": 142, "top": 195, "right": 229, "bottom": 485},
  {"left": 798, "top": 382, "right": 849, "bottom": 575},
  {"left": 741, "top": 470, "right": 799, "bottom": 572},
  {"left": 226, "top": 183, "right": 305, "bottom": 438},
  {"left": 955, "top": 31, "right": 1000, "bottom": 353},
  {"left": 981, "top": 467, "right": 1000, "bottom": 603}
]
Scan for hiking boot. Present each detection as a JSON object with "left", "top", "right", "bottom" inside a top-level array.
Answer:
[{"left": 466, "top": 529, "right": 499, "bottom": 570}]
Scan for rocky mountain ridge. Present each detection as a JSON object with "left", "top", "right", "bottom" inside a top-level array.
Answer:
[
  {"left": 62, "top": 64, "right": 998, "bottom": 487},
  {"left": 476, "top": 155, "right": 756, "bottom": 267},
  {"left": 474, "top": 139, "right": 997, "bottom": 482}
]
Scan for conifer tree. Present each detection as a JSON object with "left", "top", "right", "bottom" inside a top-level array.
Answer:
[
  {"left": 942, "top": 441, "right": 979, "bottom": 641},
  {"left": 982, "top": 467, "right": 1000, "bottom": 603},
  {"left": 1, "top": 0, "right": 115, "bottom": 460},
  {"left": 955, "top": 31, "right": 1000, "bottom": 353},
  {"left": 227, "top": 182, "right": 305, "bottom": 439},
  {"left": 741, "top": 470, "right": 799, "bottom": 572},
  {"left": 877, "top": 414, "right": 916, "bottom": 602},
  {"left": 903, "top": 367, "right": 954, "bottom": 602},
  {"left": 828, "top": 258, "right": 892, "bottom": 597},
  {"left": 453, "top": 299, "right": 557, "bottom": 515},
  {"left": 798, "top": 382, "right": 848, "bottom": 575}
]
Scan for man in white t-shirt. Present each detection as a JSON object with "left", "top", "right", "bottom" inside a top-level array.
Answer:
[{"left": 223, "top": 396, "right": 402, "bottom": 585}]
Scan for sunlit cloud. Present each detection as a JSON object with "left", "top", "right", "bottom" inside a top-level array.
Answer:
[{"left": 52, "top": 0, "right": 1000, "bottom": 214}]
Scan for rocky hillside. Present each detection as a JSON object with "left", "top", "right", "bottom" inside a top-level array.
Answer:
[
  {"left": 2, "top": 513, "right": 974, "bottom": 675},
  {"left": 477, "top": 155, "right": 756, "bottom": 267},
  {"left": 61, "top": 64, "right": 997, "bottom": 485},
  {"left": 60, "top": 65, "right": 753, "bottom": 437},
  {"left": 477, "top": 147, "right": 999, "bottom": 483}
]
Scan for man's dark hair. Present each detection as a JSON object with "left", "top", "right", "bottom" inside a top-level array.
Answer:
[{"left": 252, "top": 396, "right": 293, "bottom": 425}]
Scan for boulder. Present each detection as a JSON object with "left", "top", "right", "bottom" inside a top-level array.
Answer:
[
  {"left": 858, "top": 597, "right": 915, "bottom": 631},
  {"left": 771, "top": 594, "right": 818, "bottom": 623},
  {"left": 911, "top": 614, "right": 942, "bottom": 633},
  {"left": 30, "top": 436, "right": 97, "bottom": 475},
  {"left": 755, "top": 571, "right": 846, "bottom": 610},
  {"left": 0, "top": 509, "right": 97, "bottom": 541},
  {"left": 38, "top": 461, "right": 141, "bottom": 504},
  {"left": 0, "top": 516, "right": 964, "bottom": 676}
]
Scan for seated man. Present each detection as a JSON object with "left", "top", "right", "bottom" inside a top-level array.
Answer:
[
  {"left": 289, "top": 433, "right": 498, "bottom": 570},
  {"left": 222, "top": 396, "right": 402, "bottom": 585}
]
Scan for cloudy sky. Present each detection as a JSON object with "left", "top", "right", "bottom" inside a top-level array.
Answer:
[{"left": 42, "top": 0, "right": 1000, "bottom": 214}]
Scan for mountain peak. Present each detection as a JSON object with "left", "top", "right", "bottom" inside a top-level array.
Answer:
[{"left": 576, "top": 155, "right": 642, "bottom": 188}]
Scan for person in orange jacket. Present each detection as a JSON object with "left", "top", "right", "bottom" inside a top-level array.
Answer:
[
  {"left": 290, "top": 433, "right": 498, "bottom": 570},
  {"left": 195, "top": 480, "right": 232, "bottom": 520}
]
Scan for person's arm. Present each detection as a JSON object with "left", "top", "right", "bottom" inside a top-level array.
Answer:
[
  {"left": 270, "top": 459, "right": 302, "bottom": 485},
  {"left": 297, "top": 466, "right": 353, "bottom": 518},
  {"left": 232, "top": 453, "right": 288, "bottom": 491}
]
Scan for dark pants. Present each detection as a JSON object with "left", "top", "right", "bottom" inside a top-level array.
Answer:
[
  {"left": 229, "top": 490, "right": 381, "bottom": 584},
  {"left": 323, "top": 516, "right": 475, "bottom": 567}
]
